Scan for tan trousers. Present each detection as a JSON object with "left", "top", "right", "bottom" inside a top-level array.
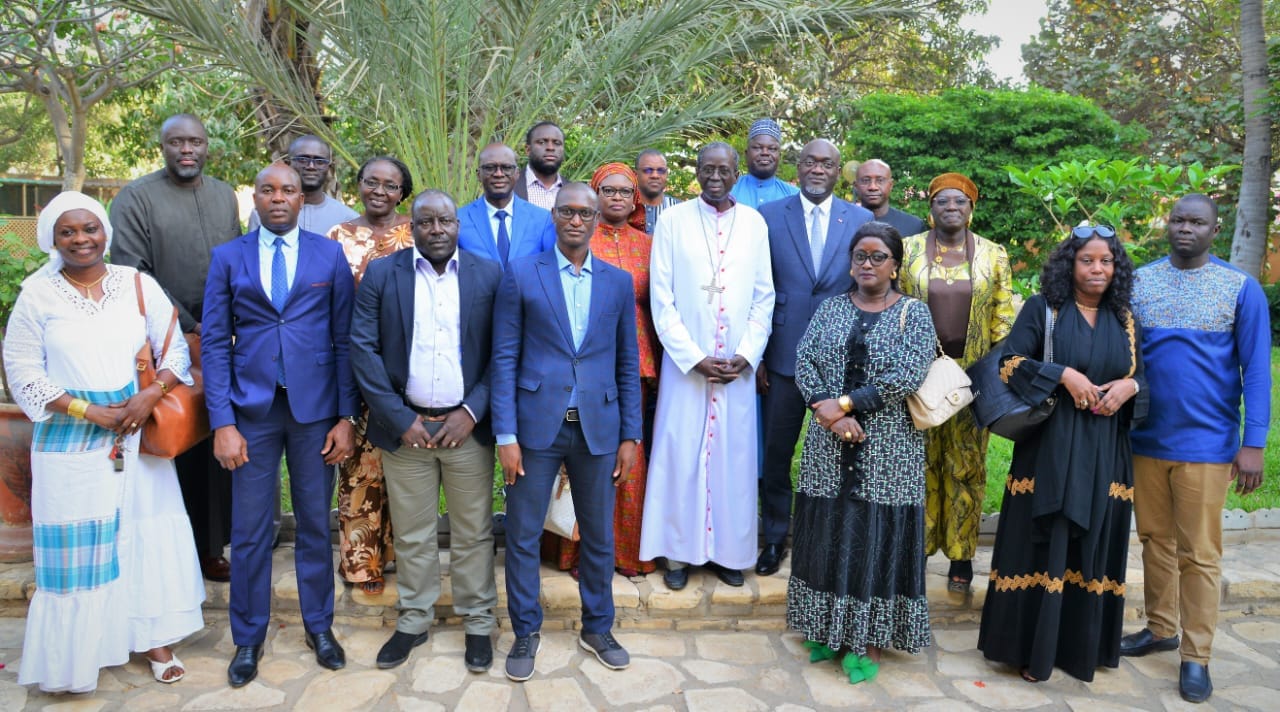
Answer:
[{"left": 1132, "top": 455, "right": 1233, "bottom": 664}]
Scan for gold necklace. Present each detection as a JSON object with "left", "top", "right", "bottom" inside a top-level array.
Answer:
[
  {"left": 932, "top": 230, "right": 966, "bottom": 264},
  {"left": 1075, "top": 301, "right": 1099, "bottom": 312},
  {"left": 62, "top": 268, "right": 108, "bottom": 297}
]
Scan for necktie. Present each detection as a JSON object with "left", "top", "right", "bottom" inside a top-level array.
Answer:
[
  {"left": 495, "top": 210, "right": 511, "bottom": 267},
  {"left": 271, "top": 237, "right": 288, "bottom": 386},
  {"left": 809, "top": 205, "right": 825, "bottom": 271}
]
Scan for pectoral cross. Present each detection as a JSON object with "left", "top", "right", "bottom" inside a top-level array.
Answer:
[{"left": 701, "top": 278, "right": 725, "bottom": 303}]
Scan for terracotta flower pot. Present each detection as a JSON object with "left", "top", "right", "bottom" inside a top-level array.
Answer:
[{"left": 0, "top": 402, "right": 33, "bottom": 562}]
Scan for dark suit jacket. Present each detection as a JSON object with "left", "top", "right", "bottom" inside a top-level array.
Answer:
[
  {"left": 350, "top": 247, "right": 503, "bottom": 451},
  {"left": 759, "top": 195, "right": 874, "bottom": 377},
  {"left": 490, "top": 249, "right": 642, "bottom": 455},
  {"left": 202, "top": 228, "right": 360, "bottom": 428},
  {"left": 456, "top": 195, "right": 557, "bottom": 266}
]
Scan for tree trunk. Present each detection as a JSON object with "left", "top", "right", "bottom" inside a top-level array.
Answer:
[
  {"left": 1230, "top": 0, "right": 1272, "bottom": 279},
  {"left": 63, "top": 106, "right": 89, "bottom": 192}
]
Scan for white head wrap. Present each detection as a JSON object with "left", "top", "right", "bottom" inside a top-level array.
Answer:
[{"left": 28, "top": 191, "right": 113, "bottom": 286}]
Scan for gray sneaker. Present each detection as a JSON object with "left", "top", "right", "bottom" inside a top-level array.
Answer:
[
  {"left": 505, "top": 633, "right": 540, "bottom": 682},
  {"left": 579, "top": 631, "right": 630, "bottom": 670}
]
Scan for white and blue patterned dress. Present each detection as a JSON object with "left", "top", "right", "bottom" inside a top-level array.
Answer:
[{"left": 3, "top": 265, "right": 205, "bottom": 693}]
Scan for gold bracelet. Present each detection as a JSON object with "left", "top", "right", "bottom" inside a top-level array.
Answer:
[
  {"left": 67, "top": 398, "right": 90, "bottom": 419},
  {"left": 838, "top": 394, "right": 853, "bottom": 413},
  {"left": 156, "top": 380, "right": 169, "bottom": 395}
]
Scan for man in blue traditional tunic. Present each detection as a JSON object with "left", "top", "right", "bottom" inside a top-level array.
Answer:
[{"left": 730, "top": 118, "right": 800, "bottom": 209}]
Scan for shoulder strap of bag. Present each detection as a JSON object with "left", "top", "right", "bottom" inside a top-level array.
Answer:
[
  {"left": 1043, "top": 303, "right": 1056, "bottom": 364},
  {"left": 135, "top": 271, "right": 179, "bottom": 364}
]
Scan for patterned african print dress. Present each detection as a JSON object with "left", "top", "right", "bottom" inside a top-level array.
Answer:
[
  {"left": 786, "top": 294, "right": 934, "bottom": 655},
  {"left": 900, "top": 232, "right": 1015, "bottom": 563},
  {"left": 328, "top": 221, "right": 413, "bottom": 584},
  {"left": 977, "top": 295, "right": 1147, "bottom": 682},
  {"left": 545, "top": 222, "right": 660, "bottom": 575}
]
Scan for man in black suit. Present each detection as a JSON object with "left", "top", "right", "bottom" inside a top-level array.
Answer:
[
  {"left": 755, "top": 140, "right": 873, "bottom": 576},
  {"left": 349, "top": 190, "right": 504, "bottom": 673}
]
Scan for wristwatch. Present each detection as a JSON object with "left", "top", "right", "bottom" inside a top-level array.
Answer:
[{"left": 343, "top": 416, "right": 359, "bottom": 426}]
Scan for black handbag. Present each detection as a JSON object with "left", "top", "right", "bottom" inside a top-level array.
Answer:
[{"left": 966, "top": 304, "right": 1057, "bottom": 441}]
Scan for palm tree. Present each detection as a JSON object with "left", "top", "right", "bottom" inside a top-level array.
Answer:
[
  {"left": 1231, "top": 0, "right": 1272, "bottom": 279},
  {"left": 124, "top": 0, "right": 920, "bottom": 199}
]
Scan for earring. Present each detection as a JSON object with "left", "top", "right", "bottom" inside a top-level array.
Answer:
[
  {"left": 892, "top": 270, "right": 899, "bottom": 279},
  {"left": 967, "top": 214, "right": 973, "bottom": 227},
  {"left": 927, "top": 214, "right": 935, "bottom": 228}
]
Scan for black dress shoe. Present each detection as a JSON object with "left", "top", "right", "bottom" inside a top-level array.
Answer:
[
  {"left": 663, "top": 567, "right": 689, "bottom": 591},
  {"left": 201, "top": 555, "right": 231, "bottom": 582},
  {"left": 465, "top": 633, "right": 493, "bottom": 672},
  {"left": 706, "top": 562, "right": 744, "bottom": 587},
  {"left": 755, "top": 543, "right": 786, "bottom": 576},
  {"left": 1179, "top": 661, "right": 1212, "bottom": 703},
  {"left": 1119, "top": 629, "right": 1180, "bottom": 657},
  {"left": 376, "top": 630, "right": 428, "bottom": 669},
  {"left": 305, "top": 629, "right": 346, "bottom": 670},
  {"left": 227, "top": 644, "right": 263, "bottom": 688}
]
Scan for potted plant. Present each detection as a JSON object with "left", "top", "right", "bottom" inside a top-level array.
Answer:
[{"left": 0, "top": 226, "right": 49, "bottom": 562}]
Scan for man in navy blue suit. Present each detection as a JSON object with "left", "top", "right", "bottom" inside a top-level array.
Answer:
[
  {"left": 490, "top": 183, "right": 642, "bottom": 682},
  {"left": 203, "top": 162, "right": 360, "bottom": 687},
  {"left": 457, "top": 143, "right": 557, "bottom": 269},
  {"left": 755, "top": 140, "right": 873, "bottom": 576}
]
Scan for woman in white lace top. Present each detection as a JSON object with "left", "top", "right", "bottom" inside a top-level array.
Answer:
[{"left": 3, "top": 191, "right": 205, "bottom": 692}]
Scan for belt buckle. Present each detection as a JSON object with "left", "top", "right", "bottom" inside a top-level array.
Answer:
[{"left": 565, "top": 408, "right": 580, "bottom": 422}]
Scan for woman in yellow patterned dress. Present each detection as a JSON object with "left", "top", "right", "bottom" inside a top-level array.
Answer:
[
  {"left": 899, "top": 172, "right": 1015, "bottom": 593},
  {"left": 327, "top": 156, "right": 414, "bottom": 594}
]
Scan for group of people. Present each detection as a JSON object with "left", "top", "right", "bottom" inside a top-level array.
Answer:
[{"left": 4, "top": 113, "right": 1269, "bottom": 707}]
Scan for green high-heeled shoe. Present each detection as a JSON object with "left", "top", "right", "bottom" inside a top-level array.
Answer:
[
  {"left": 841, "top": 653, "right": 880, "bottom": 685},
  {"left": 803, "top": 640, "right": 838, "bottom": 663}
]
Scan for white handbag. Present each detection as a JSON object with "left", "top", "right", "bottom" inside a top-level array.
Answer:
[
  {"left": 543, "top": 466, "right": 580, "bottom": 541},
  {"left": 901, "top": 303, "right": 974, "bottom": 429}
]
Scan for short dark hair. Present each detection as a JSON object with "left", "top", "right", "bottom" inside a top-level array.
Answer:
[
  {"left": 635, "top": 148, "right": 664, "bottom": 171},
  {"left": 1175, "top": 192, "right": 1218, "bottom": 219},
  {"left": 356, "top": 156, "right": 414, "bottom": 206},
  {"left": 696, "top": 142, "right": 739, "bottom": 168},
  {"left": 1039, "top": 229, "right": 1136, "bottom": 316},
  {"left": 525, "top": 121, "right": 563, "bottom": 146},
  {"left": 287, "top": 134, "right": 331, "bottom": 157},
  {"left": 849, "top": 221, "right": 904, "bottom": 290}
]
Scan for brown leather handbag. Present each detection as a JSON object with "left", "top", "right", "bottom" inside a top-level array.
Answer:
[{"left": 133, "top": 273, "right": 211, "bottom": 457}]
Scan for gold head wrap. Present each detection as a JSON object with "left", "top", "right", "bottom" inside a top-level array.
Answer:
[
  {"left": 590, "top": 162, "right": 645, "bottom": 231},
  {"left": 927, "top": 172, "right": 978, "bottom": 204}
]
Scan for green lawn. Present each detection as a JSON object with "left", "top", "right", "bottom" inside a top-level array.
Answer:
[{"left": 982, "top": 346, "right": 1280, "bottom": 513}]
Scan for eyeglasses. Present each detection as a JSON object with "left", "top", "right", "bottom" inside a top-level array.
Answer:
[
  {"left": 361, "top": 178, "right": 402, "bottom": 193},
  {"left": 479, "top": 163, "right": 518, "bottom": 176},
  {"left": 639, "top": 166, "right": 668, "bottom": 175},
  {"left": 553, "top": 206, "right": 598, "bottom": 221},
  {"left": 599, "top": 186, "right": 635, "bottom": 198},
  {"left": 856, "top": 176, "right": 888, "bottom": 187},
  {"left": 697, "top": 165, "right": 735, "bottom": 178},
  {"left": 852, "top": 250, "right": 892, "bottom": 266},
  {"left": 931, "top": 196, "right": 970, "bottom": 208},
  {"left": 799, "top": 159, "right": 838, "bottom": 170},
  {"left": 1071, "top": 224, "right": 1116, "bottom": 239},
  {"left": 414, "top": 216, "right": 458, "bottom": 229},
  {"left": 288, "top": 155, "right": 331, "bottom": 168}
]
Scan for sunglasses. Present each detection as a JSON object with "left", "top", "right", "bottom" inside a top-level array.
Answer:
[{"left": 1072, "top": 224, "right": 1116, "bottom": 239}]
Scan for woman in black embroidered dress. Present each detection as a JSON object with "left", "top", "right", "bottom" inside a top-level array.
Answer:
[
  {"left": 786, "top": 222, "right": 935, "bottom": 685},
  {"left": 977, "top": 226, "right": 1148, "bottom": 682}
]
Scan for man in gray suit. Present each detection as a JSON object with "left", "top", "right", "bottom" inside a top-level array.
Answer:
[{"left": 755, "top": 139, "right": 873, "bottom": 576}]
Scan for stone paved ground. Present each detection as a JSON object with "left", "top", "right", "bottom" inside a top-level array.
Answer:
[{"left": 0, "top": 532, "right": 1277, "bottom": 711}]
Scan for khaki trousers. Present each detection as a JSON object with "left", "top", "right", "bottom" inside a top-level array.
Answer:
[
  {"left": 381, "top": 438, "right": 497, "bottom": 636},
  {"left": 1132, "top": 455, "right": 1233, "bottom": 664}
]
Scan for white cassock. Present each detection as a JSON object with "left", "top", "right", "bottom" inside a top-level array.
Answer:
[{"left": 639, "top": 197, "right": 775, "bottom": 569}]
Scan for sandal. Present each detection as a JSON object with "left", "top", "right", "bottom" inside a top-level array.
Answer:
[
  {"left": 148, "top": 653, "right": 185, "bottom": 684},
  {"left": 840, "top": 653, "right": 879, "bottom": 685},
  {"left": 947, "top": 560, "right": 973, "bottom": 593},
  {"left": 360, "top": 579, "right": 385, "bottom": 595},
  {"left": 1020, "top": 667, "right": 1040, "bottom": 683},
  {"left": 947, "top": 576, "right": 972, "bottom": 593},
  {"left": 803, "top": 640, "right": 838, "bottom": 663}
]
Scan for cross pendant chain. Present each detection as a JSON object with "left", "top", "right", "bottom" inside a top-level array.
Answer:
[{"left": 701, "top": 279, "right": 725, "bottom": 303}]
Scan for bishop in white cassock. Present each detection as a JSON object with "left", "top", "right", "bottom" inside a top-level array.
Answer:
[{"left": 640, "top": 143, "right": 775, "bottom": 580}]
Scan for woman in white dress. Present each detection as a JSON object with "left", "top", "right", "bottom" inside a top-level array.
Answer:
[{"left": 3, "top": 191, "right": 205, "bottom": 693}]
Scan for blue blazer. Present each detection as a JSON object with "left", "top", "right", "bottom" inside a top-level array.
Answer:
[
  {"left": 202, "top": 229, "right": 360, "bottom": 428},
  {"left": 457, "top": 195, "right": 557, "bottom": 267},
  {"left": 490, "top": 249, "right": 642, "bottom": 455},
  {"left": 350, "top": 247, "right": 503, "bottom": 451},
  {"left": 759, "top": 195, "right": 873, "bottom": 377}
]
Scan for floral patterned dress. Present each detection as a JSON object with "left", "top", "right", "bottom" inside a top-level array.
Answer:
[{"left": 327, "top": 220, "right": 413, "bottom": 583}]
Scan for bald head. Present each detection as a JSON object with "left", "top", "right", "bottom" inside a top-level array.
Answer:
[
  {"left": 854, "top": 158, "right": 895, "bottom": 212},
  {"left": 477, "top": 143, "right": 520, "bottom": 205},
  {"left": 160, "top": 114, "right": 209, "bottom": 184}
]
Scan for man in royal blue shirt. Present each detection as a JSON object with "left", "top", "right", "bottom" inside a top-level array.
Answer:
[{"left": 1122, "top": 193, "right": 1271, "bottom": 704}]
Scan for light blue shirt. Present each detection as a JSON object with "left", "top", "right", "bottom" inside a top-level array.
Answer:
[
  {"left": 730, "top": 175, "right": 799, "bottom": 208},
  {"left": 485, "top": 198, "right": 514, "bottom": 245},
  {"left": 496, "top": 247, "right": 593, "bottom": 447},
  {"left": 257, "top": 225, "right": 299, "bottom": 298}
]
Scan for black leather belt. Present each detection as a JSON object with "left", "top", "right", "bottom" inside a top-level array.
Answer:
[
  {"left": 410, "top": 403, "right": 461, "bottom": 417},
  {"left": 565, "top": 408, "right": 580, "bottom": 422}
]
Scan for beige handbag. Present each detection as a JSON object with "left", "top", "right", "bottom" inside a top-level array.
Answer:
[
  {"left": 543, "top": 466, "right": 580, "bottom": 541},
  {"left": 901, "top": 303, "right": 974, "bottom": 429}
]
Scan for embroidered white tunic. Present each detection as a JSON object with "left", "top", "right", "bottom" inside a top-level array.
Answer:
[{"left": 640, "top": 198, "right": 775, "bottom": 569}]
